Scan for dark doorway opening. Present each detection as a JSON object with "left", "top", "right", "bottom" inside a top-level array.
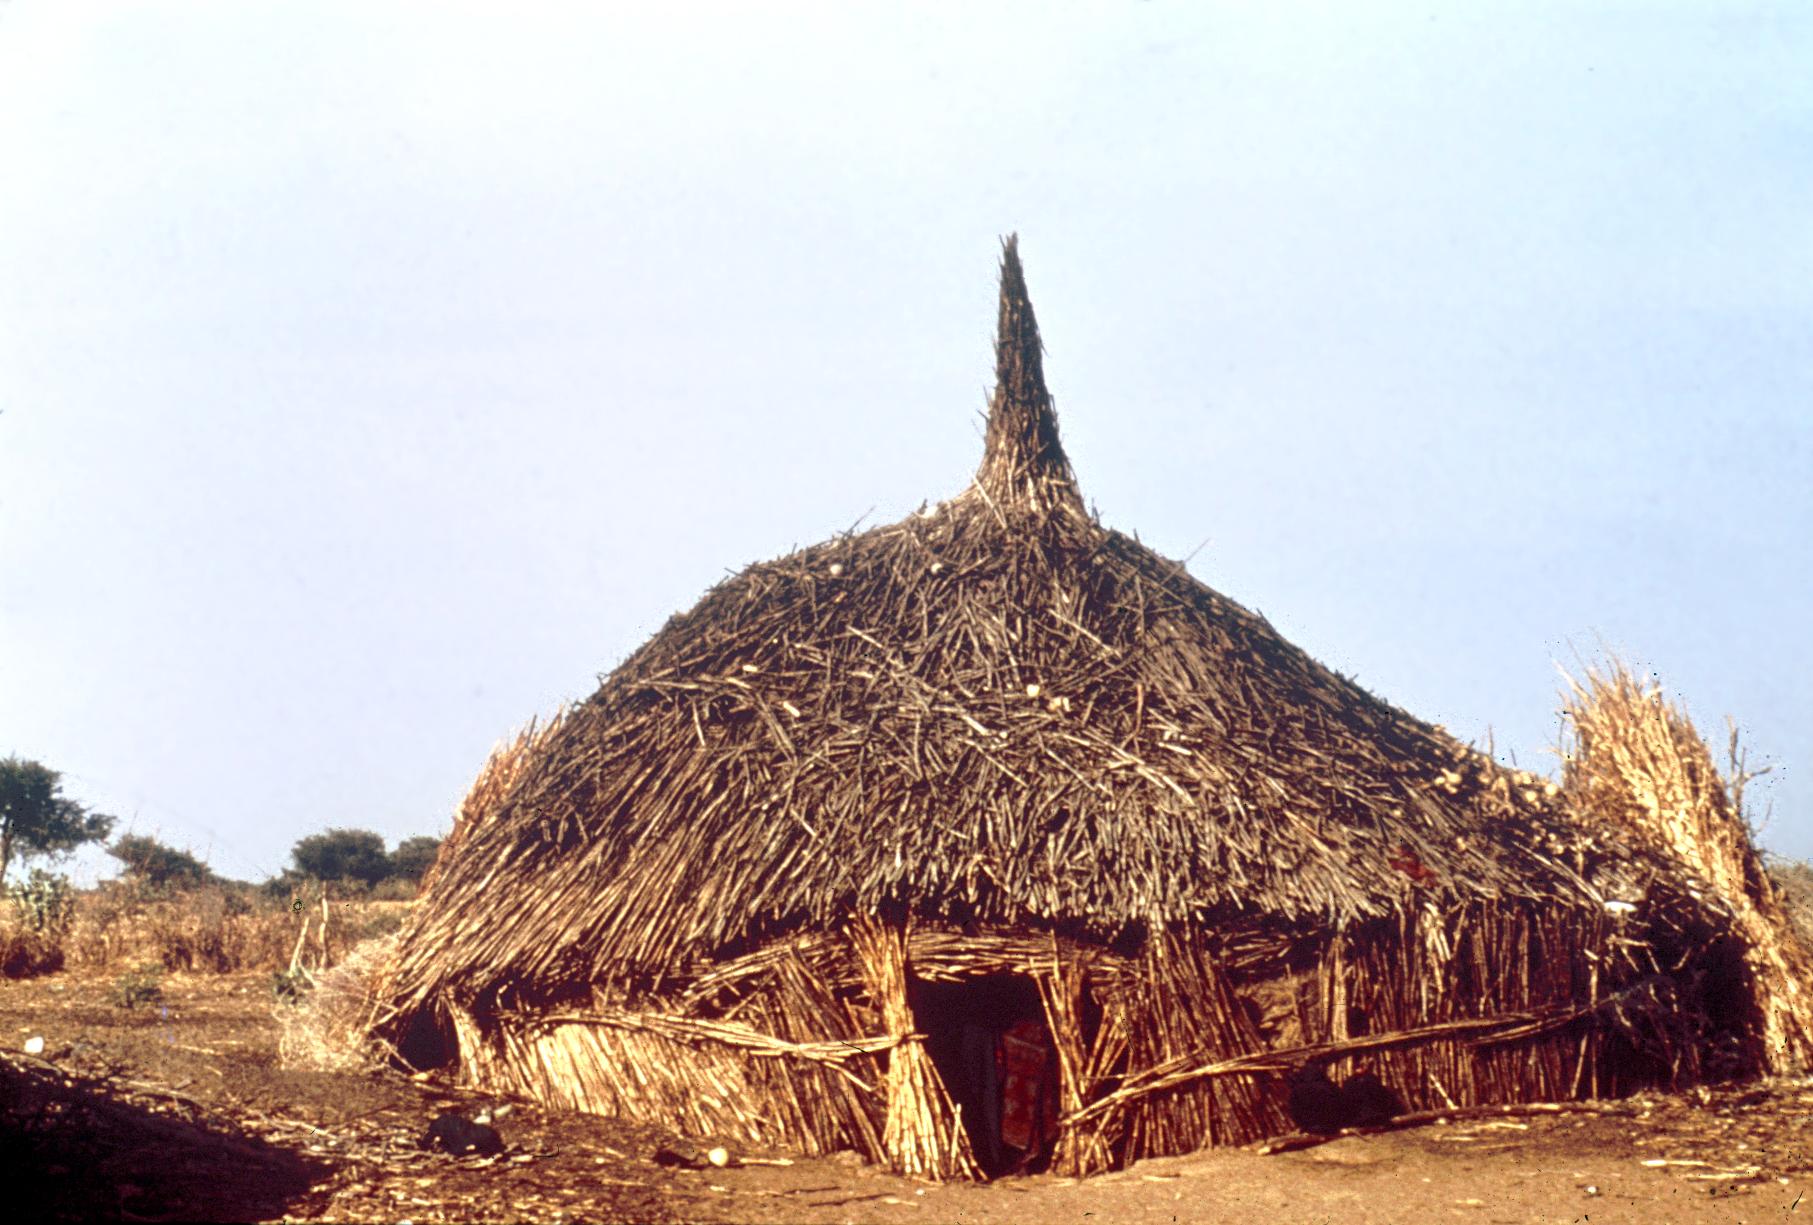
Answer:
[
  {"left": 395, "top": 1005, "right": 457, "bottom": 1072},
  {"left": 909, "top": 973, "right": 1059, "bottom": 1178}
]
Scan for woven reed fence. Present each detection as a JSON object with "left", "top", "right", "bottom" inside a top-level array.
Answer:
[{"left": 432, "top": 896, "right": 1712, "bottom": 1180}]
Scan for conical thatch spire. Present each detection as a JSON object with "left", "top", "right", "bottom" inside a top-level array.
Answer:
[{"left": 975, "top": 235, "right": 1085, "bottom": 515}]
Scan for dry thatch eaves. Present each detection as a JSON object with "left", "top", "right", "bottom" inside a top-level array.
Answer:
[{"left": 387, "top": 236, "right": 1663, "bottom": 1016}]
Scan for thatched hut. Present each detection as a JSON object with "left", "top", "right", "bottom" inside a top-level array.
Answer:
[{"left": 378, "top": 238, "right": 1765, "bottom": 1179}]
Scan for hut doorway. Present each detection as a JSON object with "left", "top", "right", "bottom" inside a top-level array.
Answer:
[
  {"left": 909, "top": 973, "right": 1060, "bottom": 1177},
  {"left": 396, "top": 1004, "right": 457, "bottom": 1072}
]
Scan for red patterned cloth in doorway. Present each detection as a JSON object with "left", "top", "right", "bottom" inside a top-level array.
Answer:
[{"left": 996, "top": 1020, "right": 1056, "bottom": 1152}]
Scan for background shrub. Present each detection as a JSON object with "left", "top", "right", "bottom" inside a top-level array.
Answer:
[
  {"left": 388, "top": 835, "right": 442, "bottom": 884},
  {"left": 106, "top": 834, "right": 213, "bottom": 891},
  {"left": 289, "top": 829, "right": 392, "bottom": 889}
]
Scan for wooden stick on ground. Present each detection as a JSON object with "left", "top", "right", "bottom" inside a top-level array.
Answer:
[{"left": 1251, "top": 1099, "right": 1626, "bottom": 1155}]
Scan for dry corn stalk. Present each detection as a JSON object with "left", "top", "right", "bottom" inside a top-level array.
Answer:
[
  {"left": 850, "top": 914, "right": 978, "bottom": 1180},
  {"left": 1036, "top": 937, "right": 1116, "bottom": 1176},
  {"left": 1561, "top": 657, "right": 1813, "bottom": 1071}
]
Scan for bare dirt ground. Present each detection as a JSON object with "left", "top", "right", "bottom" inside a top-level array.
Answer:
[{"left": 3, "top": 969, "right": 1811, "bottom": 1224}]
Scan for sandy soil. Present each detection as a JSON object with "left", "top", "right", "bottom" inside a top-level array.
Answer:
[{"left": 2, "top": 969, "right": 1810, "bottom": 1223}]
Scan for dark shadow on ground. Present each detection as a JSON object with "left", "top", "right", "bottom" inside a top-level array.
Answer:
[{"left": 2, "top": 1050, "right": 327, "bottom": 1222}]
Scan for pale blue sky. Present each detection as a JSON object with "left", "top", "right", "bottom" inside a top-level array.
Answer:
[{"left": 1, "top": 3, "right": 1807, "bottom": 885}]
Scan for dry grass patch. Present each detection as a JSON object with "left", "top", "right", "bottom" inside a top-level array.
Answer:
[{"left": 277, "top": 930, "right": 401, "bottom": 1073}]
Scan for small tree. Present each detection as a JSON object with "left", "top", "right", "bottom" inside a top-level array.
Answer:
[
  {"left": 108, "top": 833, "right": 212, "bottom": 890},
  {"left": 0, "top": 757, "right": 115, "bottom": 881},
  {"left": 290, "top": 828, "right": 391, "bottom": 887},
  {"left": 388, "top": 835, "right": 443, "bottom": 883}
]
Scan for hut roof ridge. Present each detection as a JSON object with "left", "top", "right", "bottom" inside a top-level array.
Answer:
[{"left": 971, "top": 234, "right": 1087, "bottom": 520}]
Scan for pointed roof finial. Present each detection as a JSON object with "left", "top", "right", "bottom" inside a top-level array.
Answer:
[{"left": 975, "top": 235, "right": 1084, "bottom": 515}]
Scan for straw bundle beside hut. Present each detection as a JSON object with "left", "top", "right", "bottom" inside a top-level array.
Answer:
[
  {"left": 1559, "top": 659, "right": 1813, "bottom": 1073},
  {"left": 375, "top": 238, "right": 1778, "bottom": 1180}
]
